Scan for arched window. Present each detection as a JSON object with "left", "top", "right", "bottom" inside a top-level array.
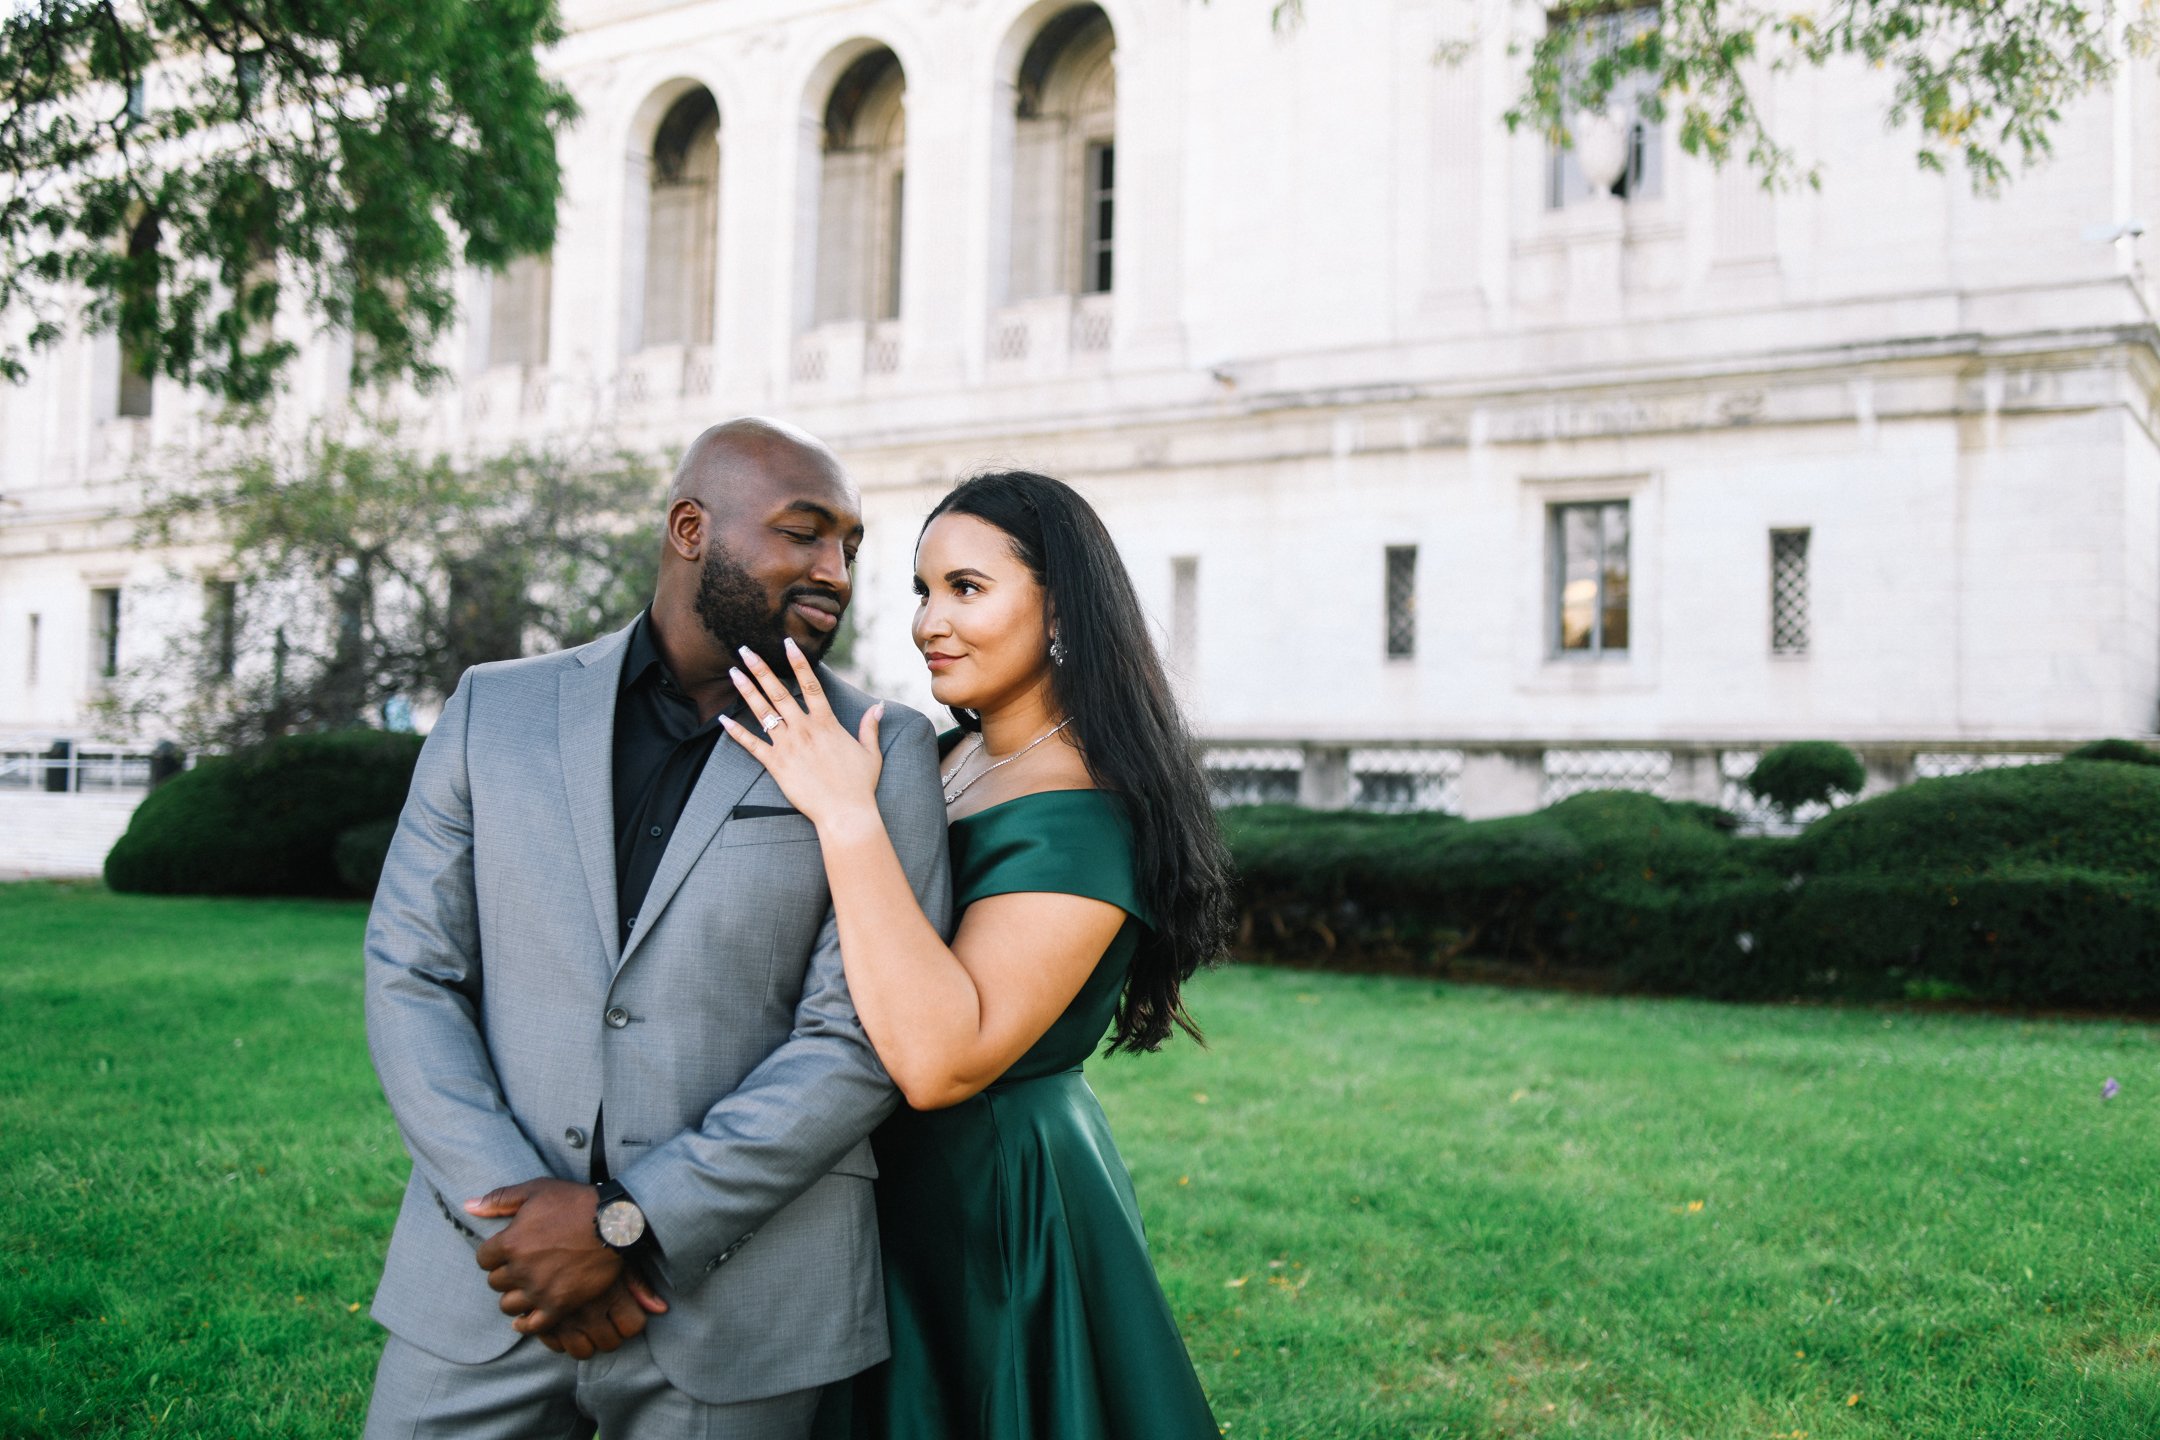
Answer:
[
  {"left": 813, "top": 49, "right": 907, "bottom": 326},
  {"left": 636, "top": 88, "right": 720, "bottom": 352},
  {"left": 1009, "top": 6, "right": 1115, "bottom": 302},
  {"left": 487, "top": 252, "right": 552, "bottom": 369},
  {"left": 117, "top": 213, "right": 159, "bottom": 418}
]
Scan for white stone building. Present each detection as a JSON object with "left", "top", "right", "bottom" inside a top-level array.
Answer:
[{"left": 3, "top": 0, "right": 2159, "bottom": 862}]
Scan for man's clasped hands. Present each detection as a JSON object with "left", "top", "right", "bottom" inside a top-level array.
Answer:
[{"left": 462, "top": 1179, "right": 668, "bottom": 1359}]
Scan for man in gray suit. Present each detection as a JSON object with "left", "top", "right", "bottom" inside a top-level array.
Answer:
[{"left": 362, "top": 418, "right": 951, "bottom": 1437}]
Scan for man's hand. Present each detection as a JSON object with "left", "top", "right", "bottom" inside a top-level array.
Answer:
[
  {"left": 467, "top": 1179, "right": 622, "bottom": 1333},
  {"left": 531, "top": 1271, "right": 670, "bottom": 1359}
]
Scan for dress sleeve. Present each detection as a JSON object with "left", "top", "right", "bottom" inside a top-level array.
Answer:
[{"left": 959, "top": 793, "right": 1153, "bottom": 927}]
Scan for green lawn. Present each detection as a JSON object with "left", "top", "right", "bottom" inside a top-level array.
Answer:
[{"left": 4, "top": 882, "right": 2158, "bottom": 1439}]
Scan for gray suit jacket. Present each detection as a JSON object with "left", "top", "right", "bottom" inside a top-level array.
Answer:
[{"left": 363, "top": 621, "right": 951, "bottom": 1404}]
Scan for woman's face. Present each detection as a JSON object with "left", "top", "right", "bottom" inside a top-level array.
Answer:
[{"left": 911, "top": 512, "right": 1052, "bottom": 714}]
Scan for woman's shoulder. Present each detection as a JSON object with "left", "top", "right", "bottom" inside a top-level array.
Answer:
[{"left": 951, "top": 789, "right": 1148, "bottom": 923}]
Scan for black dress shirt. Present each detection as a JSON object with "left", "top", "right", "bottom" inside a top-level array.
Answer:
[
  {"left": 611, "top": 609, "right": 729, "bottom": 943},
  {"left": 594, "top": 610, "right": 731, "bottom": 1188}
]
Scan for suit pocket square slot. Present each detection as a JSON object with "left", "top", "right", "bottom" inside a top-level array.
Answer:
[{"left": 729, "top": 805, "right": 802, "bottom": 819}]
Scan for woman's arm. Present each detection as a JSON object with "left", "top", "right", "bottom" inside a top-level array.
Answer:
[
  {"left": 811, "top": 809, "right": 1126, "bottom": 1108},
  {"left": 721, "top": 641, "right": 1127, "bottom": 1110}
]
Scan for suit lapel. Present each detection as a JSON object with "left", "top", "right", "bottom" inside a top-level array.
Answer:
[
  {"left": 560, "top": 627, "right": 634, "bottom": 972},
  {"left": 617, "top": 729, "right": 766, "bottom": 970}
]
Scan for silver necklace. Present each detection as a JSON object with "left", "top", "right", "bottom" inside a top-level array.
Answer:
[{"left": 942, "top": 718, "right": 1074, "bottom": 806}]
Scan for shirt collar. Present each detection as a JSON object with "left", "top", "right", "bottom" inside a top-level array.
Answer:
[{"left": 620, "top": 608, "right": 677, "bottom": 697}]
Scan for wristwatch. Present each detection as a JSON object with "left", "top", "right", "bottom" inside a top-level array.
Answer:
[{"left": 594, "top": 1178, "right": 648, "bottom": 1251}]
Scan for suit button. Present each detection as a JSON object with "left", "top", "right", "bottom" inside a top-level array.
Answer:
[
  {"left": 564, "top": 1127, "right": 587, "bottom": 1149},
  {"left": 605, "top": 1007, "right": 630, "bottom": 1029}
]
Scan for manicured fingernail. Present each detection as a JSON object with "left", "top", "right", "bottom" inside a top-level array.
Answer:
[
  {"left": 785, "top": 637, "right": 800, "bottom": 653},
  {"left": 730, "top": 667, "right": 747, "bottom": 685},
  {"left": 738, "top": 645, "right": 755, "bottom": 659}
]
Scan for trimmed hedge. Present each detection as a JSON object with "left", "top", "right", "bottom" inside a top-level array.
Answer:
[
  {"left": 105, "top": 730, "right": 423, "bottom": 897},
  {"left": 2066, "top": 738, "right": 2160, "bottom": 767},
  {"left": 1227, "top": 791, "right": 1764, "bottom": 972},
  {"left": 334, "top": 818, "right": 400, "bottom": 898},
  {"left": 1747, "top": 741, "right": 1864, "bottom": 814},
  {"left": 1226, "top": 762, "right": 2160, "bottom": 1008},
  {"left": 1789, "top": 761, "right": 2160, "bottom": 878}
]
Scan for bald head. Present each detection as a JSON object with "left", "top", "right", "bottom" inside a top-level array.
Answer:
[
  {"left": 649, "top": 416, "right": 864, "bottom": 682},
  {"left": 669, "top": 416, "right": 851, "bottom": 517}
]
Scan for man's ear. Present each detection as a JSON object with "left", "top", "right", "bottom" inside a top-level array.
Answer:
[{"left": 666, "top": 498, "right": 706, "bottom": 562}]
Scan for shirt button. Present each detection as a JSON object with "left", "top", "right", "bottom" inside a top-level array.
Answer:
[
  {"left": 605, "top": 1007, "right": 630, "bottom": 1029},
  {"left": 649, "top": 825, "right": 663, "bottom": 838},
  {"left": 564, "top": 1127, "right": 588, "bottom": 1149}
]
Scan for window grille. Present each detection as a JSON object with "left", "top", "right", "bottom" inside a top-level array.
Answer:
[
  {"left": 1351, "top": 748, "right": 1463, "bottom": 814},
  {"left": 1202, "top": 746, "right": 1302, "bottom": 808},
  {"left": 26, "top": 614, "right": 39, "bottom": 688},
  {"left": 1541, "top": 748, "right": 1670, "bottom": 804},
  {"left": 1912, "top": 752, "right": 2054, "bottom": 779},
  {"left": 1551, "top": 501, "right": 1630, "bottom": 656},
  {"left": 1770, "top": 529, "right": 1810, "bottom": 654},
  {"left": 1384, "top": 546, "right": 1417, "bottom": 659}
]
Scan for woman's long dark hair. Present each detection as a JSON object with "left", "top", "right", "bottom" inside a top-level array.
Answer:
[{"left": 924, "top": 471, "right": 1235, "bottom": 1052}]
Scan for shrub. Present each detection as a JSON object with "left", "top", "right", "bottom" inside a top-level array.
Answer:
[
  {"left": 105, "top": 730, "right": 423, "bottom": 897},
  {"left": 1790, "top": 761, "right": 2160, "bottom": 879},
  {"left": 1223, "top": 765, "right": 2160, "bottom": 1008},
  {"left": 1226, "top": 792, "right": 1759, "bottom": 971},
  {"left": 1747, "top": 741, "right": 1865, "bottom": 816},
  {"left": 2066, "top": 739, "right": 2160, "bottom": 767},
  {"left": 334, "top": 818, "right": 400, "bottom": 897}
]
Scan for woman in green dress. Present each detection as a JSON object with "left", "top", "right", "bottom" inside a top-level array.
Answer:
[{"left": 717, "top": 471, "right": 1235, "bottom": 1439}]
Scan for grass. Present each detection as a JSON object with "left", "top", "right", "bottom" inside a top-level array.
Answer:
[{"left": 4, "top": 883, "right": 2158, "bottom": 1438}]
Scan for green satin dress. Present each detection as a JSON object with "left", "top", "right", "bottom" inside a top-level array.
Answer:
[{"left": 830, "top": 788, "right": 1221, "bottom": 1440}]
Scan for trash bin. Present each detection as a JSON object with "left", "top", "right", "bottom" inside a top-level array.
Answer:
[
  {"left": 149, "top": 740, "right": 186, "bottom": 789},
  {"left": 41, "top": 738, "right": 72, "bottom": 793}
]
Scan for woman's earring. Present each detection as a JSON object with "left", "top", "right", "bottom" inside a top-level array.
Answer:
[{"left": 1049, "top": 631, "right": 1067, "bottom": 667}]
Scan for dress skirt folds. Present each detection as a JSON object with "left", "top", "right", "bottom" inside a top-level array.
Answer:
[{"left": 822, "top": 788, "right": 1220, "bottom": 1440}]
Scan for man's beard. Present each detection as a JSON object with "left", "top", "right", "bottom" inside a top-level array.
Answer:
[{"left": 693, "top": 542, "right": 839, "bottom": 671}]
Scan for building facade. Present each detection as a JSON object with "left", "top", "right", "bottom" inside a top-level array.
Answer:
[{"left": 3, "top": 0, "right": 2158, "bottom": 835}]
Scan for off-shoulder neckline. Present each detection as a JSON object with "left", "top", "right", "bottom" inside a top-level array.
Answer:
[{"left": 948, "top": 786, "right": 1110, "bottom": 828}]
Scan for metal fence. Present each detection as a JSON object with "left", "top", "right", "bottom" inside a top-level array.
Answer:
[{"left": 0, "top": 745, "right": 181, "bottom": 793}]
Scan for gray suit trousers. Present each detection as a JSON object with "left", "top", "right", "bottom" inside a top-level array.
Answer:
[{"left": 363, "top": 1333, "right": 834, "bottom": 1440}]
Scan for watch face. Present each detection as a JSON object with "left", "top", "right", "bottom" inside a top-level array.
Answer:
[{"left": 598, "top": 1199, "right": 646, "bottom": 1248}]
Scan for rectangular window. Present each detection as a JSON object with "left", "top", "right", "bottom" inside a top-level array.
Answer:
[
  {"left": 1551, "top": 502, "right": 1630, "bottom": 656},
  {"left": 1084, "top": 142, "right": 1114, "bottom": 294},
  {"left": 1384, "top": 545, "right": 1417, "bottom": 659},
  {"left": 1770, "top": 528, "right": 1810, "bottom": 655},
  {"left": 1544, "top": 7, "right": 1664, "bottom": 209},
  {"left": 26, "top": 613, "right": 40, "bottom": 688},
  {"left": 1170, "top": 556, "right": 1198, "bottom": 677},
  {"left": 206, "top": 580, "right": 239, "bottom": 679},
  {"left": 90, "top": 587, "right": 121, "bottom": 680}
]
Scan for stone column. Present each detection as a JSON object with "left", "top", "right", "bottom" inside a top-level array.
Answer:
[
  {"left": 1457, "top": 747, "right": 1546, "bottom": 819},
  {"left": 1297, "top": 744, "right": 1351, "bottom": 811}
]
